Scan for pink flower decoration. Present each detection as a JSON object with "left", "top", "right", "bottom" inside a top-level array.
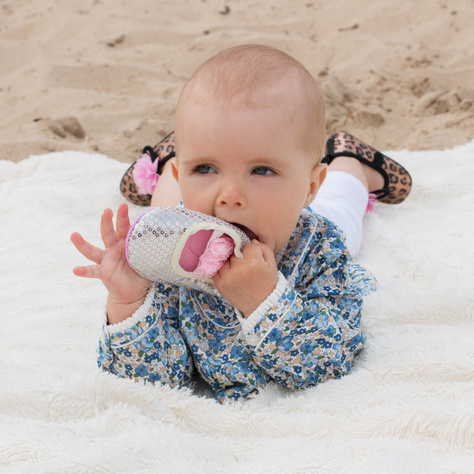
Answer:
[
  {"left": 365, "top": 193, "right": 378, "bottom": 213},
  {"left": 194, "top": 231, "right": 235, "bottom": 279},
  {"left": 132, "top": 153, "right": 159, "bottom": 195}
]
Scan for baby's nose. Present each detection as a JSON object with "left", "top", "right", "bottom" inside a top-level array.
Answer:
[{"left": 216, "top": 182, "right": 246, "bottom": 208}]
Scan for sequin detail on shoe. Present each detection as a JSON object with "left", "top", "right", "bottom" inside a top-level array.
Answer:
[{"left": 126, "top": 206, "right": 251, "bottom": 295}]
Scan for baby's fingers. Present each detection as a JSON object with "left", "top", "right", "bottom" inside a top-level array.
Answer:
[
  {"left": 72, "top": 264, "right": 101, "bottom": 279},
  {"left": 242, "top": 242, "right": 264, "bottom": 261},
  {"left": 242, "top": 240, "right": 276, "bottom": 264},
  {"left": 115, "top": 203, "right": 131, "bottom": 240},
  {"left": 252, "top": 240, "right": 276, "bottom": 265},
  {"left": 71, "top": 232, "right": 104, "bottom": 265},
  {"left": 101, "top": 208, "right": 119, "bottom": 248}
]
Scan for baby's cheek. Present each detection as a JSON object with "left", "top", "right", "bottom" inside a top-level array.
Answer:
[{"left": 181, "top": 195, "right": 210, "bottom": 215}]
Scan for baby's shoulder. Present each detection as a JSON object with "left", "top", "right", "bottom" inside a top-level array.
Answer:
[
  {"left": 293, "top": 208, "right": 347, "bottom": 251},
  {"left": 277, "top": 209, "right": 349, "bottom": 281}
]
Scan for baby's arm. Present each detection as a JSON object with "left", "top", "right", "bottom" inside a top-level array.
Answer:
[
  {"left": 213, "top": 240, "right": 279, "bottom": 318},
  {"left": 72, "top": 203, "right": 193, "bottom": 386},
  {"left": 98, "top": 282, "right": 193, "bottom": 387},
  {"left": 236, "top": 225, "right": 373, "bottom": 390},
  {"left": 242, "top": 276, "right": 366, "bottom": 390},
  {"left": 71, "top": 203, "right": 150, "bottom": 324},
  {"left": 213, "top": 232, "right": 366, "bottom": 389}
]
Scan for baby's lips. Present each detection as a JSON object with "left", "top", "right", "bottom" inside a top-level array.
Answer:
[{"left": 231, "top": 223, "right": 258, "bottom": 241}]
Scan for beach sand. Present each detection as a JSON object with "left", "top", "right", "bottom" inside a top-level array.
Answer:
[{"left": 1, "top": 0, "right": 473, "bottom": 164}]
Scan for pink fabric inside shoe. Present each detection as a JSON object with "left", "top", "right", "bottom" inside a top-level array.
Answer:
[{"left": 178, "top": 229, "right": 235, "bottom": 279}]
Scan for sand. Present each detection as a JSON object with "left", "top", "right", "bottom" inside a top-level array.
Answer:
[{"left": 1, "top": 0, "right": 473, "bottom": 164}]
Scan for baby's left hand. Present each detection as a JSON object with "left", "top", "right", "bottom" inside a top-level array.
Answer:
[{"left": 213, "top": 240, "right": 278, "bottom": 318}]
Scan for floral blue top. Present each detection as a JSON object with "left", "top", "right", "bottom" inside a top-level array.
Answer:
[{"left": 98, "top": 208, "right": 376, "bottom": 402}]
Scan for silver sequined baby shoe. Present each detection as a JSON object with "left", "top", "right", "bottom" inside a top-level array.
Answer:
[{"left": 126, "top": 206, "right": 251, "bottom": 295}]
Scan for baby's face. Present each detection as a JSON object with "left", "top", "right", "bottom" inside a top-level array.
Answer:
[{"left": 175, "top": 100, "right": 325, "bottom": 253}]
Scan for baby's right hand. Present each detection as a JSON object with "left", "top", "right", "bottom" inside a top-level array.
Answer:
[{"left": 71, "top": 203, "right": 150, "bottom": 324}]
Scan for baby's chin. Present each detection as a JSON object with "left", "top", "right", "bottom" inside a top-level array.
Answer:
[{"left": 253, "top": 236, "right": 283, "bottom": 255}]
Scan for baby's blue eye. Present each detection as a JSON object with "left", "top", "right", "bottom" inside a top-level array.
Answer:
[
  {"left": 195, "top": 165, "right": 216, "bottom": 174},
  {"left": 253, "top": 166, "right": 274, "bottom": 176}
]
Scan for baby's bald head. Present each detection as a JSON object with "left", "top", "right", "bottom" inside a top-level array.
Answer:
[{"left": 176, "top": 44, "right": 326, "bottom": 161}]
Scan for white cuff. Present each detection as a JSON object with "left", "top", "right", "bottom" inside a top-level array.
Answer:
[
  {"left": 105, "top": 286, "right": 155, "bottom": 336},
  {"left": 240, "top": 272, "right": 287, "bottom": 337}
]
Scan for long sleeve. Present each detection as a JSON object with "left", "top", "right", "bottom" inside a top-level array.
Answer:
[
  {"left": 97, "top": 282, "right": 193, "bottom": 388},
  {"left": 239, "top": 211, "right": 376, "bottom": 390},
  {"left": 240, "top": 273, "right": 366, "bottom": 389},
  {"left": 95, "top": 209, "right": 376, "bottom": 402}
]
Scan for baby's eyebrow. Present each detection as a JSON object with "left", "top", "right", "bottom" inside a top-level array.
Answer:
[
  {"left": 180, "top": 156, "right": 214, "bottom": 165},
  {"left": 247, "top": 157, "right": 289, "bottom": 169},
  {"left": 181, "top": 154, "right": 290, "bottom": 170}
]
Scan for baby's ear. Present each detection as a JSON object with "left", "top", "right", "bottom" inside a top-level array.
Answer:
[{"left": 304, "top": 163, "right": 327, "bottom": 207}]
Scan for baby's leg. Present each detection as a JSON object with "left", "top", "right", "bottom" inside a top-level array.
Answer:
[
  {"left": 150, "top": 159, "right": 182, "bottom": 207},
  {"left": 120, "top": 132, "right": 178, "bottom": 207},
  {"left": 310, "top": 149, "right": 383, "bottom": 256},
  {"left": 310, "top": 168, "right": 369, "bottom": 256},
  {"left": 311, "top": 132, "right": 412, "bottom": 256},
  {"left": 325, "top": 156, "right": 383, "bottom": 193}
]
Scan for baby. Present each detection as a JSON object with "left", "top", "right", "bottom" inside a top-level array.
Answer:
[{"left": 72, "top": 45, "right": 412, "bottom": 402}]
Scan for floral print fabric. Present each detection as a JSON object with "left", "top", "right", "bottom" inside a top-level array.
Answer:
[{"left": 98, "top": 209, "right": 376, "bottom": 402}]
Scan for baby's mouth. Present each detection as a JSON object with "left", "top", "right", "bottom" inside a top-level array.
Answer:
[{"left": 231, "top": 223, "right": 258, "bottom": 241}]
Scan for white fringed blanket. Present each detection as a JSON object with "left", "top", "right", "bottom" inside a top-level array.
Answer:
[{"left": 0, "top": 142, "right": 473, "bottom": 473}]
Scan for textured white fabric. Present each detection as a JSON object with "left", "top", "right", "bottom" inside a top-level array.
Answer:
[
  {"left": 0, "top": 142, "right": 473, "bottom": 472},
  {"left": 310, "top": 171, "right": 368, "bottom": 256}
]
